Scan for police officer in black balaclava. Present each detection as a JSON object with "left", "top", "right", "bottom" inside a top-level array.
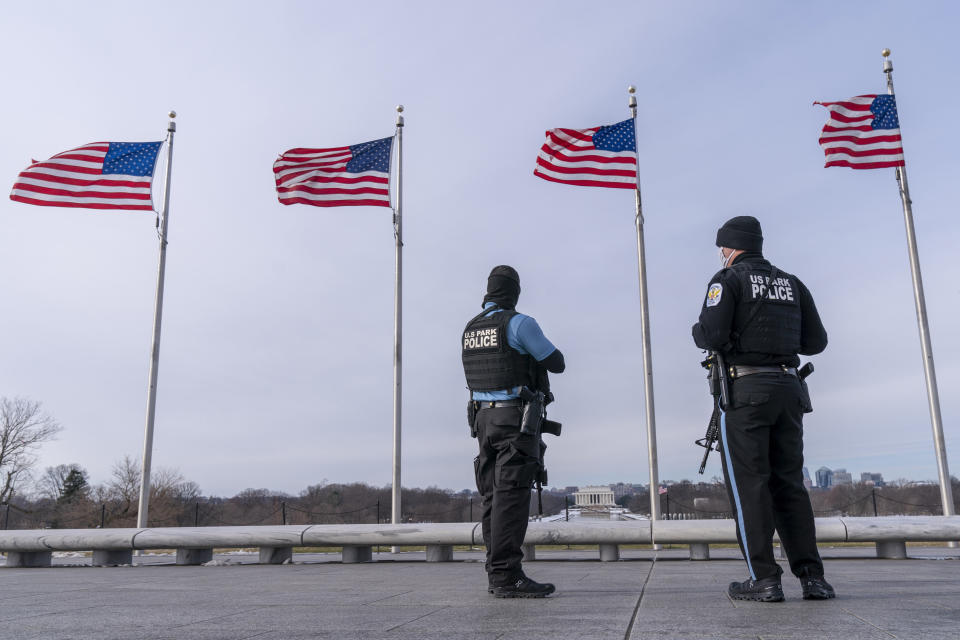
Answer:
[
  {"left": 462, "top": 266, "right": 565, "bottom": 598},
  {"left": 692, "top": 216, "right": 836, "bottom": 602}
]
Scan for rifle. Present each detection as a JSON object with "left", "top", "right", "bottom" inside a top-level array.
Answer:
[
  {"left": 530, "top": 363, "right": 562, "bottom": 436},
  {"left": 519, "top": 363, "right": 563, "bottom": 516},
  {"left": 695, "top": 355, "right": 815, "bottom": 473},
  {"left": 696, "top": 351, "right": 730, "bottom": 474}
]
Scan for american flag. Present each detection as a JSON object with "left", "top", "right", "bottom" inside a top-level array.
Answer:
[
  {"left": 534, "top": 118, "right": 638, "bottom": 189},
  {"left": 814, "top": 94, "right": 904, "bottom": 169},
  {"left": 10, "top": 141, "right": 163, "bottom": 211},
  {"left": 273, "top": 136, "right": 393, "bottom": 208}
]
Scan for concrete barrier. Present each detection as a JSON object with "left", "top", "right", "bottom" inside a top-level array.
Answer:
[
  {"left": 525, "top": 520, "right": 650, "bottom": 545},
  {"left": 301, "top": 523, "right": 476, "bottom": 547},
  {"left": 842, "top": 515, "right": 960, "bottom": 559},
  {"left": 1, "top": 516, "right": 957, "bottom": 567},
  {"left": 0, "top": 528, "right": 141, "bottom": 553}
]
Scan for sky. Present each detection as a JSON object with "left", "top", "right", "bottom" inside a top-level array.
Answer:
[{"left": 1, "top": 1, "right": 958, "bottom": 499}]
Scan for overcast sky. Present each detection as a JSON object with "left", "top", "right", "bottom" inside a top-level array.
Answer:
[{"left": 2, "top": 1, "right": 958, "bottom": 499}]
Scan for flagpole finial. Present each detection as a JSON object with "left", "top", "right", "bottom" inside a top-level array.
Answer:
[
  {"left": 881, "top": 48, "right": 891, "bottom": 58},
  {"left": 396, "top": 104, "right": 404, "bottom": 127},
  {"left": 627, "top": 85, "right": 637, "bottom": 112},
  {"left": 168, "top": 110, "right": 177, "bottom": 119}
]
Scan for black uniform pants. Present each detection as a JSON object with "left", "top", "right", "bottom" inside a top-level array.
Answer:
[
  {"left": 473, "top": 406, "right": 540, "bottom": 585},
  {"left": 718, "top": 372, "right": 824, "bottom": 581}
]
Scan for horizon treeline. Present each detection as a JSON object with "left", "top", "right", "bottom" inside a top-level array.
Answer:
[{"left": 2, "top": 457, "right": 957, "bottom": 531}]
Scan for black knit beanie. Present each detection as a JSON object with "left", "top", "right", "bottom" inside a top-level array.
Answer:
[{"left": 716, "top": 216, "right": 763, "bottom": 253}]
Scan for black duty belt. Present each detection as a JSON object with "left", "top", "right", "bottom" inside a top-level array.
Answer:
[
  {"left": 475, "top": 399, "right": 523, "bottom": 409},
  {"left": 729, "top": 365, "right": 797, "bottom": 379}
]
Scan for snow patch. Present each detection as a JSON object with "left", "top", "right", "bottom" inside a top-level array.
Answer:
[{"left": 201, "top": 558, "right": 235, "bottom": 567}]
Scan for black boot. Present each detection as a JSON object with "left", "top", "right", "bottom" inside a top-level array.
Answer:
[
  {"left": 491, "top": 574, "right": 556, "bottom": 599},
  {"left": 800, "top": 575, "right": 836, "bottom": 600},
  {"left": 727, "top": 576, "right": 784, "bottom": 602}
]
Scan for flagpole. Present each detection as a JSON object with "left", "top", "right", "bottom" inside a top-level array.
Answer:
[
  {"left": 391, "top": 105, "right": 404, "bottom": 532},
  {"left": 137, "top": 111, "right": 177, "bottom": 530},
  {"left": 881, "top": 50, "right": 955, "bottom": 529},
  {"left": 628, "top": 87, "right": 661, "bottom": 532}
]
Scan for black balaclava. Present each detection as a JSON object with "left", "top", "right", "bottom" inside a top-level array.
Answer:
[
  {"left": 482, "top": 265, "right": 521, "bottom": 310},
  {"left": 716, "top": 215, "right": 763, "bottom": 253}
]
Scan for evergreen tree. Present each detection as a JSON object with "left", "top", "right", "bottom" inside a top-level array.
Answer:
[{"left": 59, "top": 467, "right": 89, "bottom": 503}]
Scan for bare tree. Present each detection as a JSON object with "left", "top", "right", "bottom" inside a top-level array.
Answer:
[
  {"left": 105, "top": 454, "right": 141, "bottom": 519},
  {"left": 38, "top": 463, "right": 84, "bottom": 501},
  {"left": 0, "top": 397, "right": 63, "bottom": 503},
  {"left": 101, "top": 455, "right": 202, "bottom": 525},
  {"left": 151, "top": 466, "right": 200, "bottom": 502}
]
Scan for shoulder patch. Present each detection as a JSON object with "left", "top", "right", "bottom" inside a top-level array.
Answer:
[{"left": 706, "top": 283, "right": 723, "bottom": 307}]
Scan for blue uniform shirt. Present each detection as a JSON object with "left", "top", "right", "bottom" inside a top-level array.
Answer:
[{"left": 472, "top": 302, "right": 557, "bottom": 401}]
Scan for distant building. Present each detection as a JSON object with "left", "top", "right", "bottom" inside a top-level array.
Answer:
[
  {"left": 611, "top": 483, "right": 640, "bottom": 499},
  {"left": 833, "top": 468, "right": 853, "bottom": 486},
  {"left": 802, "top": 467, "right": 813, "bottom": 490},
  {"left": 574, "top": 485, "right": 616, "bottom": 506},
  {"left": 815, "top": 467, "right": 833, "bottom": 489},
  {"left": 860, "top": 472, "right": 885, "bottom": 486}
]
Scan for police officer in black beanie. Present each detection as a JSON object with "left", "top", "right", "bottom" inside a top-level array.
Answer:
[
  {"left": 462, "top": 266, "right": 565, "bottom": 598},
  {"left": 692, "top": 216, "right": 836, "bottom": 602}
]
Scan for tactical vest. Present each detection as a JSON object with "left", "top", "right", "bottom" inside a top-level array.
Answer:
[
  {"left": 729, "top": 262, "right": 802, "bottom": 357},
  {"left": 461, "top": 307, "right": 534, "bottom": 392}
]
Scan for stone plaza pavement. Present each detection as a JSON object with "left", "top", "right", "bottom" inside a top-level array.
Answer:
[{"left": 1, "top": 547, "right": 958, "bottom": 640}]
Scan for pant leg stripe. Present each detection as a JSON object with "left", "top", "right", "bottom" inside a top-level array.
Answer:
[{"left": 720, "top": 409, "right": 756, "bottom": 581}]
